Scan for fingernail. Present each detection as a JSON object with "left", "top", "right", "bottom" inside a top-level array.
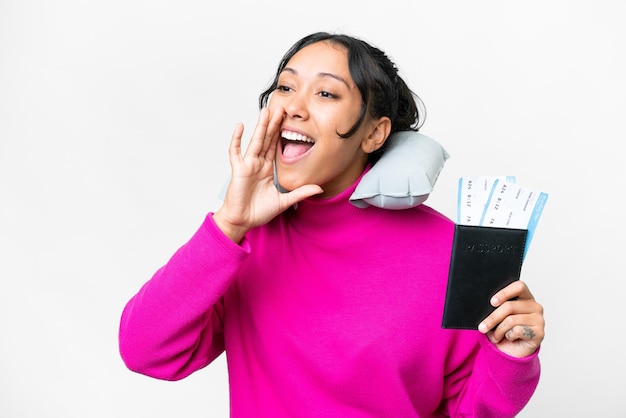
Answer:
[
  {"left": 490, "top": 296, "right": 499, "bottom": 306},
  {"left": 478, "top": 322, "right": 488, "bottom": 333}
]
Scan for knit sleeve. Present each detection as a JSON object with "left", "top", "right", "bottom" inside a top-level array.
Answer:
[
  {"left": 442, "top": 333, "right": 541, "bottom": 417},
  {"left": 118, "top": 213, "right": 249, "bottom": 381}
]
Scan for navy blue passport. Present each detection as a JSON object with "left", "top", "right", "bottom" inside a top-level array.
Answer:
[{"left": 442, "top": 225, "right": 527, "bottom": 330}]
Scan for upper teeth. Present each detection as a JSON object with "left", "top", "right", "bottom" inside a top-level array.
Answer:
[{"left": 282, "top": 130, "right": 314, "bottom": 143}]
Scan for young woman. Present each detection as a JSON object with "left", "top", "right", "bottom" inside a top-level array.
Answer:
[{"left": 119, "top": 32, "right": 544, "bottom": 417}]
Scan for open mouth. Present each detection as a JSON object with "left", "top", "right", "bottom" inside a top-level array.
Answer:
[{"left": 281, "top": 130, "right": 315, "bottom": 159}]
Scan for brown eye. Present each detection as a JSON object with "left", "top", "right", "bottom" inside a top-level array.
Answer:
[{"left": 318, "top": 90, "right": 337, "bottom": 99}]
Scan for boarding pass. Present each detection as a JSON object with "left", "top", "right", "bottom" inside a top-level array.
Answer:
[{"left": 457, "top": 176, "right": 548, "bottom": 257}]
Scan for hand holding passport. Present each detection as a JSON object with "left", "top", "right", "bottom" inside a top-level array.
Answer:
[{"left": 441, "top": 177, "right": 548, "bottom": 330}]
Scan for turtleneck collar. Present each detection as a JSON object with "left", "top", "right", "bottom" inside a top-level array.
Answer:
[{"left": 283, "top": 166, "right": 385, "bottom": 240}]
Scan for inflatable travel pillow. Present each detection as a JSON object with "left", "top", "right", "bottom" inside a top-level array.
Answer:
[{"left": 349, "top": 131, "right": 450, "bottom": 209}]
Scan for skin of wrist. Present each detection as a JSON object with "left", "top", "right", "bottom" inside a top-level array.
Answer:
[{"left": 213, "top": 210, "right": 248, "bottom": 244}]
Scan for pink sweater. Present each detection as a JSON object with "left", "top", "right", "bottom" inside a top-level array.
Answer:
[{"left": 119, "top": 179, "right": 540, "bottom": 417}]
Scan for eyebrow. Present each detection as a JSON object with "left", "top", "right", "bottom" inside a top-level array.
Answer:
[{"left": 282, "top": 67, "right": 351, "bottom": 89}]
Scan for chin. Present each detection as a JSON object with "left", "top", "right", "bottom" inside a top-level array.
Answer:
[
  {"left": 275, "top": 175, "right": 298, "bottom": 193},
  {"left": 275, "top": 168, "right": 309, "bottom": 193}
]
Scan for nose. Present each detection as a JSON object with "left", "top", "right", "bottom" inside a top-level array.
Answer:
[{"left": 283, "top": 91, "right": 309, "bottom": 120}]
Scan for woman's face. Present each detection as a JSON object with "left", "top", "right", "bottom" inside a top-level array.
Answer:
[{"left": 269, "top": 41, "right": 376, "bottom": 198}]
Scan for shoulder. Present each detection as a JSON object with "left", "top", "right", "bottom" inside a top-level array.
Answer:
[
  {"left": 413, "top": 204, "right": 454, "bottom": 225},
  {"left": 364, "top": 204, "right": 455, "bottom": 252},
  {"left": 381, "top": 204, "right": 454, "bottom": 232}
]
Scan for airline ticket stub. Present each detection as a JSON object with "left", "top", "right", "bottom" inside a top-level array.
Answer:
[
  {"left": 457, "top": 176, "right": 548, "bottom": 257},
  {"left": 456, "top": 176, "right": 516, "bottom": 226}
]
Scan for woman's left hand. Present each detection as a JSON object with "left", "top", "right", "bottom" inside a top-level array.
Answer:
[{"left": 478, "top": 280, "right": 544, "bottom": 358}]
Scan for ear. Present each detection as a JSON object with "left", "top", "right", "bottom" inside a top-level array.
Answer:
[{"left": 361, "top": 117, "right": 391, "bottom": 154}]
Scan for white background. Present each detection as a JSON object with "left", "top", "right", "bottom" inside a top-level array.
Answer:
[{"left": 1, "top": 1, "right": 624, "bottom": 416}]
